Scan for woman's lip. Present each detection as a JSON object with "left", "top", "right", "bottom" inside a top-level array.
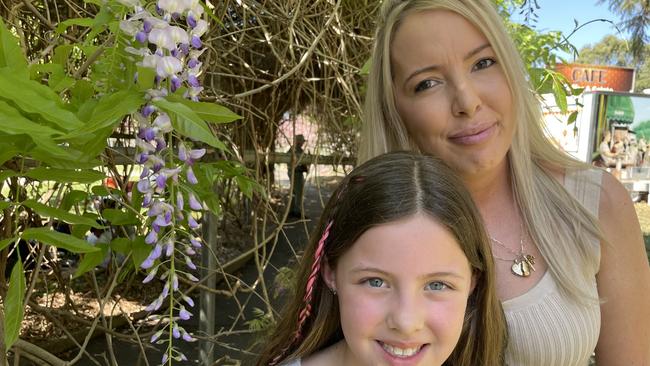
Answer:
[{"left": 448, "top": 122, "right": 497, "bottom": 145}]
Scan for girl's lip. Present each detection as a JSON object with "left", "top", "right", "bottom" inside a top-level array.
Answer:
[
  {"left": 448, "top": 122, "right": 497, "bottom": 145},
  {"left": 376, "top": 340, "right": 429, "bottom": 365}
]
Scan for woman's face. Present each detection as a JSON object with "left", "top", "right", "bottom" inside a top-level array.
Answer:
[
  {"left": 390, "top": 10, "right": 515, "bottom": 179},
  {"left": 324, "top": 214, "right": 474, "bottom": 366}
]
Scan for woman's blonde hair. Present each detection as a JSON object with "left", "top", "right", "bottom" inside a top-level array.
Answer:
[
  {"left": 360, "top": 0, "right": 602, "bottom": 302},
  {"left": 257, "top": 152, "right": 506, "bottom": 366}
]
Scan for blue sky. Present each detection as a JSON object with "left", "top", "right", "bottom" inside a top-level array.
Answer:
[{"left": 511, "top": 0, "right": 628, "bottom": 60}]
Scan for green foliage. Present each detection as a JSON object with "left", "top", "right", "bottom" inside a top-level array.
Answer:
[
  {"left": 74, "top": 243, "right": 109, "bottom": 278},
  {"left": 4, "top": 259, "right": 26, "bottom": 349},
  {"left": 155, "top": 98, "right": 227, "bottom": 150},
  {"left": 0, "top": 18, "right": 27, "bottom": 72},
  {"left": 102, "top": 208, "right": 140, "bottom": 225},
  {"left": 577, "top": 35, "right": 650, "bottom": 91},
  {"left": 167, "top": 95, "right": 242, "bottom": 124},
  {"left": 22, "top": 199, "right": 105, "bottom": 228},
  {"left": 246, "top": 308, "right": 275, "bottom": 332},
  {"left": 22, "top": 228, "right": 100, "bottom": 253}
]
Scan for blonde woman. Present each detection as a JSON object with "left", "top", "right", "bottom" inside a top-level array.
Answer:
[{"left": 360, "top": 1, "right": 650, "bottom": 365}]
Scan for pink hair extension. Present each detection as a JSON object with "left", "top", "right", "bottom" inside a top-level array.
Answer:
[
  {"left": 295, "top": 220, "right": 333, "bottom": 340},
  {"left": 268, "top": 220, "right": 334, "bottom": 366}
]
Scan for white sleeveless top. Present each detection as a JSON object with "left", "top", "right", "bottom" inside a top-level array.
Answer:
[
  {"left": 280, "top": 359, "right": 300, "bottom": 366},
  {"left": 502, "top": 169, "right": 602, "bottom": 365}
]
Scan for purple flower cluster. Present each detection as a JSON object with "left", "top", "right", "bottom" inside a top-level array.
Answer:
[
  {"left": 118, "top": 0, "right": 209, "bottom": 363},
  {"left": 119, "top": 0, "right": 206, "bottom": 100}
]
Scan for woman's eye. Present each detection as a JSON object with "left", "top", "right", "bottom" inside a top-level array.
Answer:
[
  {"left": 426, "top": 281, "right": 448, "bottom": 291},
  {"left": 472, "top": 58, "right": 496, "bottom": 71},
  {"left": 366, "top": 278, "right": 385, "bottom": 288},
  {"left": 414, "top": 79, "right": 439, "bottom": 93}
]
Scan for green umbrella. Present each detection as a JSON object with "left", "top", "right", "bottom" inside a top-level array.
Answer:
[{"left": 606, "top": 95, "right": 635, "bottom": 125}]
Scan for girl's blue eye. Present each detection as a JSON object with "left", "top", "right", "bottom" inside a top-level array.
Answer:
[
  {"left": 426, "top": 281, "right": 448, "bottom": 291},
  {"left": 414, "top": 79, "right": 439, "bottom": 93},
  {"left": 473, "top": 58, "right": 496, "bottom": 71},
  {"left": 367, "top": 278, "right": 384, "bottom": 288}
]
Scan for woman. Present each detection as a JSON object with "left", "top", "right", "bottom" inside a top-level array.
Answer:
[
  {"left": 258, "top": 152, "right": 505, "bottom": 366},
  {"left": 360, "top": 1, "right": 650, "bottom": 365}
]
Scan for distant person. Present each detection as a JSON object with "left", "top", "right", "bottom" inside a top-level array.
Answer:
[
  {"left": 258, "top": 152, "right": 506, "bottom": 366},
  {"left": 287, "top": 134, "right": 309, "bottom": 218},
  {"left": 599, "top": 130, "right": 618, "bottom": 166}
]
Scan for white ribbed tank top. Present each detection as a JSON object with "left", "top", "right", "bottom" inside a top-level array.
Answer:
[{"left": 502, "top": 168, "right": 602, "bottom": 366}]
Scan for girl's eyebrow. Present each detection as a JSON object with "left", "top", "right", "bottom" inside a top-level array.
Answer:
[
  {"left": 402, "top": 43, "right": 493, "bottom": 86},
  {"left": 351, "top": 266, "right": 466, "bottom": 280}
]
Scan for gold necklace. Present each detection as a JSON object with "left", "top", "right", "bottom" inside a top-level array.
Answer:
[{"left": 490, "top": 234, "right": 536, "bottom": 277}]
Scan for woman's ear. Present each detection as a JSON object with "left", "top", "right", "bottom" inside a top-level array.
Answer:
[{"left": 322, "top": 260, "right": 337, "bottom": 292}]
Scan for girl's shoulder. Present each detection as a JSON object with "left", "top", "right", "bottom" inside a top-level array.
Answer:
[{"left": 299, "top": 341, "right": 344, "bottom": 366}]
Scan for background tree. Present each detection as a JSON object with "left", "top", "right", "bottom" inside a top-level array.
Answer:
[
  {"left": 597, "top": 0, "right": 650, "bottom": 64},
  {"left": 577, "top": 35, "right": 650, "bottom": 90}
]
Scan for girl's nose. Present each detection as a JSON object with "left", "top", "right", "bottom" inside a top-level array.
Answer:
[{"left": 386, "top": 293, "right": 425, "bottom": 335}]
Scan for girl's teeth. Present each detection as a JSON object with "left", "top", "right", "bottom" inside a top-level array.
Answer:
[{"left": 381, "top": 343, "right": 420, "bottom": 357}]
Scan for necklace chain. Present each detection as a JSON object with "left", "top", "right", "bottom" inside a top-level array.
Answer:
[
  {"left": 489, "top": 225, "right": 536, "bottom": 277},
  {"left": 490, "top": 235, "right": 524, "bottom": 260}
]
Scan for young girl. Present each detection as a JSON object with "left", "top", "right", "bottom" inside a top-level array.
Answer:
[{"left": 257, "top": 151, "right": 506, "bottom": 366}]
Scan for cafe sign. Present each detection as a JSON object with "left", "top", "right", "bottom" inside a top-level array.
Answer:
[{"left": 555, "top": 63, "right": 635, "bottom": 92}]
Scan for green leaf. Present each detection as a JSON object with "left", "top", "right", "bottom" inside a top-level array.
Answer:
[
  {"left": 22, "top": 227, "right": 100, "bottom": 253},
  {"left": 70, "top": 80, "right": 95, "bottom": 107},
  {"left": 52, "top": 45, "right": 73, "bottom": 68},
  {"left": 0, "top": 100, "right": 62, "bottom": 137},
  {"left": 0, "top": 71, "right": 84, "bottom": 131},
  {"left": 102, "top": 208, "right": 140, "bottom": 225},
  {"left": 110, "top": 237, "right": 131, "bottom": 254},
  {"left": 359, "top": 58, "right": 371, "bottom": 75},
  {"left": 0, "top": 147, "right": 18, "bottom": 166},
  {"left": 4, "top": 258, "right": 26, "bottom": 349},
  {"left": 552, "top": 79, "right": 568, "bottom": 113},
  {"left": 0, "top": 18, "right": 27, "bottom": 71},
  {"left": 63, "top": 89, "right": 143, "bottom": 140},
  {"left": 22, "top": 200, "right": 104, "bottom": 228},
  {"left": 55, "top": 18, "right": 94, "bottom": 35},
  {"left": 155, "top": 99, "right": 226, "bottom": 150},
  {"left": 136, "top": 66, "right": 156, "bottom": 91},
  {"left": 91, "top": 185, "right": 111, "bottom": 196},
  {"left": 73, "top": 243, "right": 108, "bottom": 278},
  {"left": 167, "top": 95, "right": 241, "bottom": 124},
  {"left": 29, "top": 63, "right": 74, "bottom": 92},
  {"left": 0, "top": 237, "right": 14, "bottom": 251},
  {"left": 0, "top": 169, "right": 17, "bottom": 182},
  {"left": 61, "top": 190, "right": 88, "bottom": 211},
  {"left": 130, "top": 236, "right": 149, "bottom": 268},
  {"left": 29, "top": 137, "right": 101, "bottom": 169},
  {"left": 0, "top": 200, "right": 11, "bottom": 210},
  {"left": 24, "top": 167, "right": 104, "bottom": 184}
]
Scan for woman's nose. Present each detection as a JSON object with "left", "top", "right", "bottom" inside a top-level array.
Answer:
[
  {"left": 451, "top": 77, "right": 481, "bottom": 118},
  {"left": 386, "top": 293, "right": 425, "bottom": 335}
]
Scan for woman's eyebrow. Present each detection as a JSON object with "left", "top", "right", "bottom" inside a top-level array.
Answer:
[{"left": 402, "top": 43, "right": 492, "bottom": 86}]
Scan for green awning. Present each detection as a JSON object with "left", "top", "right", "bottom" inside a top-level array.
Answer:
[{"left": 606, "top": 95, "right": 635, "bottom": 124}]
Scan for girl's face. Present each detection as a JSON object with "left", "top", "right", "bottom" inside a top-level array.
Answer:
[
  {"left": 390, "top": 10, "right": 515, "bottom": 180},
  {"left": 324, "top": 214, "right": 474, "bottom": 366}
]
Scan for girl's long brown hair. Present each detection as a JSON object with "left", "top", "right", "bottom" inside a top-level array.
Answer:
[{"left": 256, "top": 151, "right": 506, "bottom": 365}]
